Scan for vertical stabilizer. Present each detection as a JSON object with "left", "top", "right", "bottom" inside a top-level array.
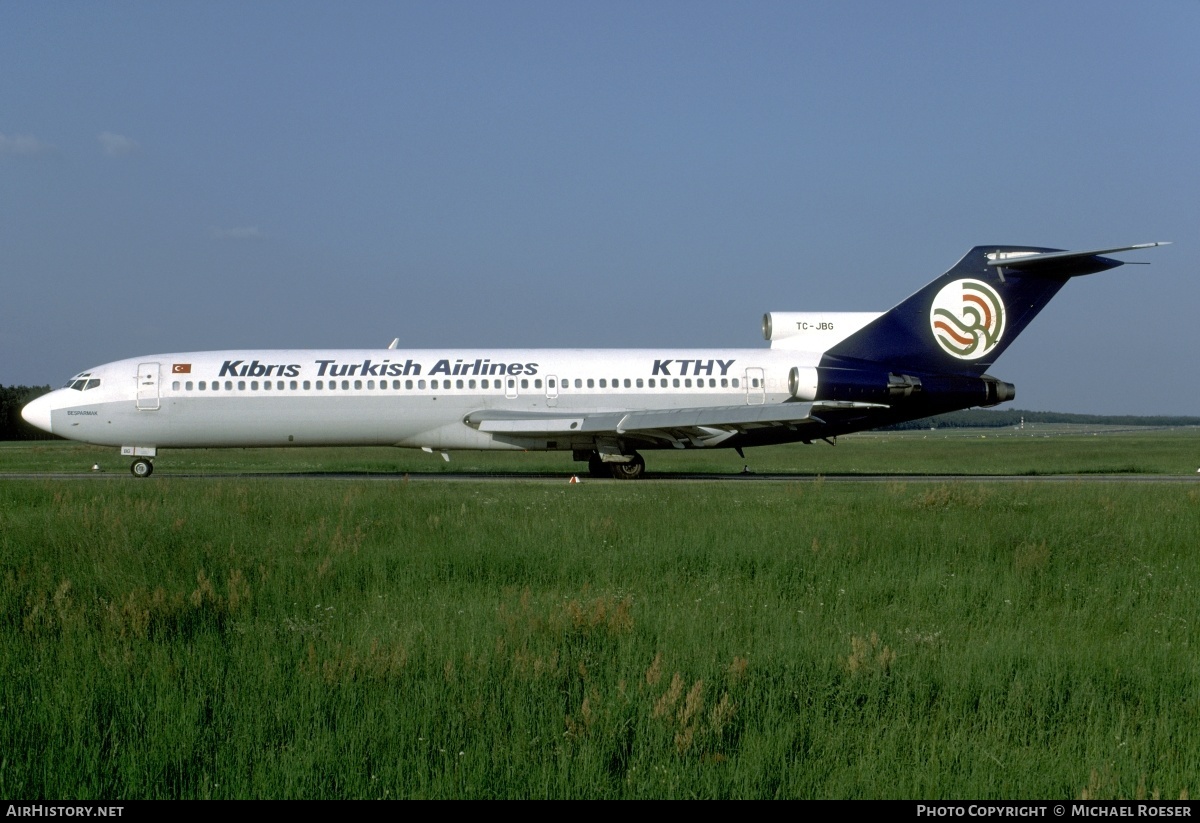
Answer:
[{"left": 820, "top": 243, "right": 1165, "bottom": 376}]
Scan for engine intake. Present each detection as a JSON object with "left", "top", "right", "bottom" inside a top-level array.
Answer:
[{"left": 787, "top": 366, "right": 819, "bottom": 401}]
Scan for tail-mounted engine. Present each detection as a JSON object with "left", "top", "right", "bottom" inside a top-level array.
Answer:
[
  {"left": 763, "top": 312, "right": 882, "bottom": 349},
  {"left": 795, "top": 367, "right": 1014, "bottom": 408}
]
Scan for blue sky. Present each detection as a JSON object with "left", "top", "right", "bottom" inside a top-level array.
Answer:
[{"left": 2, "top": 1, "right": 1196, "bottom": 414}]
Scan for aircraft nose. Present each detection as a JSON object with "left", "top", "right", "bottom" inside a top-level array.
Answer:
[{"left": 21, "top": 393, "right": 54, "bottom": 435}]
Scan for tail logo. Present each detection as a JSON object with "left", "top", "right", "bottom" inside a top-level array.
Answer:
[{"left": 930, "top": 279, "right": 1006, "bottom": 360}]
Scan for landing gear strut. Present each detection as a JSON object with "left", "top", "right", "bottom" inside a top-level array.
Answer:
[
  {"left": 587, "top": 452, "right": 609, "bottom": 478},
  {"left": 130, "top": 458, "right": 154, "bottom": 478}
]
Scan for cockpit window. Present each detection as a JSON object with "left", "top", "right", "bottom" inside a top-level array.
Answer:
[{"left": 64, "top": 373, "right": 101, "bottom": 391}]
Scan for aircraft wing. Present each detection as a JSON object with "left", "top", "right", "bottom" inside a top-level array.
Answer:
[{"left": 464, "top": 401, "right": 885, "bottom": 446}]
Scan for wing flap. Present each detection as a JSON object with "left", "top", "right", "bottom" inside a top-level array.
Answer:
[{"left": 466, "top": 401, "right": 886, "bottom": 437}]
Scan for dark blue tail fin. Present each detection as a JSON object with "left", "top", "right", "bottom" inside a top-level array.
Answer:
[{"left": 821, "top": 243, "right": 1167, "bottom": 376}]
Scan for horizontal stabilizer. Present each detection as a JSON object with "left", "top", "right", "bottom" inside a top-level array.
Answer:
[{"left": 985, "top": 242, "right": 1169, "bottom": 275}]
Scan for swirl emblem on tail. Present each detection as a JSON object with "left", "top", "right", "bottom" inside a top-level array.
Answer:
[{"left": 930, "top": 279, "right": 1006, "bottom": 360}]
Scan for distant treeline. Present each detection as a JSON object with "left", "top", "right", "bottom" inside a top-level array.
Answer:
[
  {"left": 882, "top": 408, "right": 1200, "bottom": 431},
  {"left": 0, "top": 385, "right": 56, "bottom": 440}
]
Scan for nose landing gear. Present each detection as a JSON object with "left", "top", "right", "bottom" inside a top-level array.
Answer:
[{"left": 130, "top": 458, "right": 154, "bottom": 478}]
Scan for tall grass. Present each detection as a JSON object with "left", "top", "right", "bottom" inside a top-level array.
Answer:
[{"left": 1, "top": 478, "right": 1198, "bottom": 798}]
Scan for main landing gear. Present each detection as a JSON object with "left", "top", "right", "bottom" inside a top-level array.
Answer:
[
  {"left": 608, "top": 453, "right": 645, "bottom": 480},
  {"left": 130, "top": 458, "right": 154, "bottom": 478},
  {"left": 586, "top": 450, "right": 646, "bottom": 480}
]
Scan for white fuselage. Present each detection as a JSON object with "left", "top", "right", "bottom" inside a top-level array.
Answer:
[{"left": 27, "top": 347, "right": 822, "bottom": 453}]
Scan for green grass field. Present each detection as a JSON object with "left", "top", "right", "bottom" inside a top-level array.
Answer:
[{"left": 1, "top": 432, "right": 1199, "bottom": 798}]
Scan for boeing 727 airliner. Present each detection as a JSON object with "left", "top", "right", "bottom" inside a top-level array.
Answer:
[{"left": 22, "top": 243, "right": 1167, "bottom": 478}]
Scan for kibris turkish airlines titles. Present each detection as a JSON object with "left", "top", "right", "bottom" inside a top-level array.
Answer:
[{"left": 215, "top": 357, "right": 739, "bottom": 379}]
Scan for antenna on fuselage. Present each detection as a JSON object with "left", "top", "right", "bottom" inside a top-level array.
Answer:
[{"left": 388, "top": 338, "right": 399, "bottom": 349}]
